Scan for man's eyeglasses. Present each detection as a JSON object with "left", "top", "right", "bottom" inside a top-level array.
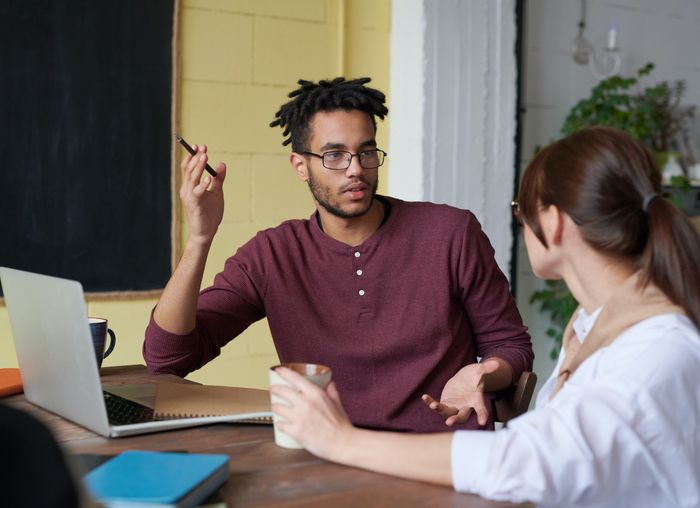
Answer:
[
  {"left": 511, "top": 200, "right": 523, "bottom": 228},
  {"left": 303, "top": 149, "right": 387, "bottom": 170}
]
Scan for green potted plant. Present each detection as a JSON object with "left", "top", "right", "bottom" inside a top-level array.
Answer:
[{"left": 530, "top": 63, "right": 695, "bottom": 359}]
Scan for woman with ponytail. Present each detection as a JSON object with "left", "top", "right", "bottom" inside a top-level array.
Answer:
[{"left": 270, "top": 127, "right": 700, "bottom": 507}]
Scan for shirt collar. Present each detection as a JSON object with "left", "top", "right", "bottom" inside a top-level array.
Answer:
[{"left": 572, "top": 306, "right": 604, "bottom": 343}]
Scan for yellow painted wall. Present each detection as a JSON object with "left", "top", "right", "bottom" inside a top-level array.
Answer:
[{"left": 0, "top": 0, "right": 391, "bottom": 390}]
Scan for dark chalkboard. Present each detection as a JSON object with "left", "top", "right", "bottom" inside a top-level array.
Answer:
[{"left": 0, "top": 0, "right": 175, "bottom": 296}]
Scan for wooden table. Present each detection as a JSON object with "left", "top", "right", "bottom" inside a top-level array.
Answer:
[{"left": 7, "top": 365, "right": 532, "bottom": 507}]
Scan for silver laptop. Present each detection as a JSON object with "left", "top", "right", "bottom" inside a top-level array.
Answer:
[{"left": 0, "top": 267, "right": 270, "bottom": 438}]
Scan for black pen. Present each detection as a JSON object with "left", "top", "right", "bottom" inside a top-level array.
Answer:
[{"left": 175, "top": 133, "right": 218, "bottom": 177}]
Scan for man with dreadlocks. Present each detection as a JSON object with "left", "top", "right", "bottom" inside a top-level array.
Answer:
[{"left": 144, "top": 77, "right": 532, "bottom": 433}]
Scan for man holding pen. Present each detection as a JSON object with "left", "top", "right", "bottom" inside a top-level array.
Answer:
[{"left": 143, "top": 77, "right": 532, "bottom": 432}]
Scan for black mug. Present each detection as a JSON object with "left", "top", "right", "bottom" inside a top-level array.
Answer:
[{"left": 88, "top": 317, "right": 116, "bottom": 369}]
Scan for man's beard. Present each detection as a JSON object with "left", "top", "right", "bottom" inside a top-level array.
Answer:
[{"left": 307, "top": 172, "right": 379, "bottom": 219}]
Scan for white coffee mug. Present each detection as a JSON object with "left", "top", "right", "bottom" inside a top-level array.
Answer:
[{"left": 269, "top": 363, "right": 332, "bottom": 449}]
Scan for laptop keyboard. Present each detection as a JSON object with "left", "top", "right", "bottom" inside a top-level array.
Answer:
[{"left": 103, "top": 391, "right": 155, "bottom": 425}]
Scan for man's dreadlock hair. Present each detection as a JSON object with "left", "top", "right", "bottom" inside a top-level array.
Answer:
[{"left": 270, "top": 77, "right": 388, "bottom": 153}]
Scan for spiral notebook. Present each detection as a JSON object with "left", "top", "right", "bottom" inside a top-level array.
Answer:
[{"left": 154, "top": 382, "right": 273, "bottom": 424}]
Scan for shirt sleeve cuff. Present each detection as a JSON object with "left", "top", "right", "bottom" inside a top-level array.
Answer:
[{"left": 451, "top": 430, "right": 497, "bottom": 493}]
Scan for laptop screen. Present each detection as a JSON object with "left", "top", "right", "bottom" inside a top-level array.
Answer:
[{"left": 0, "top": 267, "right": 111, "bottom": 436}]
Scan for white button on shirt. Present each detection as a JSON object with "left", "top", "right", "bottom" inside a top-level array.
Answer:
[
  {"left": 451, "top": 312, "right": 700, "bottom": 507},
  {"left": 354, "top": 251, "right": 361, "bottom": 258}
]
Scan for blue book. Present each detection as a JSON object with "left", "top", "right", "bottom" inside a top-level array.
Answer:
[{"left": 84, "top": 450, "right": 230, "bottom": 507}]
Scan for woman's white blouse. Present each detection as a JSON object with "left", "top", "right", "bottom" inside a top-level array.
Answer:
[{"left": 451, "top": 312, "right": 700, "bottom": 507}]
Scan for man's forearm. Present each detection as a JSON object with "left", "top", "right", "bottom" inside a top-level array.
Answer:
[
  {"left": 482, "top": 357, "right": 514, "bottom": 392},
  {"left": 153, "top": 239, "right": 212, "bottom": 334}
]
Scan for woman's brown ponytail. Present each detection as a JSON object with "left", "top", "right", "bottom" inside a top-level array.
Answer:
[{"left": 641, "top": 195, "right": 700, "bottom": 329}]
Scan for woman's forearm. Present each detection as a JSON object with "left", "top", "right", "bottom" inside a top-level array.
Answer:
[{"left": 337, "top": 428, "right": 454, "bottom": 486}]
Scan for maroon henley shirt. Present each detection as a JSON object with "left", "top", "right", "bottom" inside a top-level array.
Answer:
[{"left": 144, "top": 196, "right": 532, "bottom": 432}]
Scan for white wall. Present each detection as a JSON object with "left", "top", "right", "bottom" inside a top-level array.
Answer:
[
  {"left": 389, "top": 0, "right": 518, "bottom": 277},
  {"left": 518, "top": 0, "right": 700, "bottom": 393}
]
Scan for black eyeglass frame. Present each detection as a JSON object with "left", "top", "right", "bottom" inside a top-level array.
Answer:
[
  {"left": 511, "top": 200, "right": 523, "bottom": 228},
  {"left": 303, "top": 149, "right": 387, "bottom": 170},
  {"left": 511, "top": 199, "right": 583, "bottom": 227}
]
